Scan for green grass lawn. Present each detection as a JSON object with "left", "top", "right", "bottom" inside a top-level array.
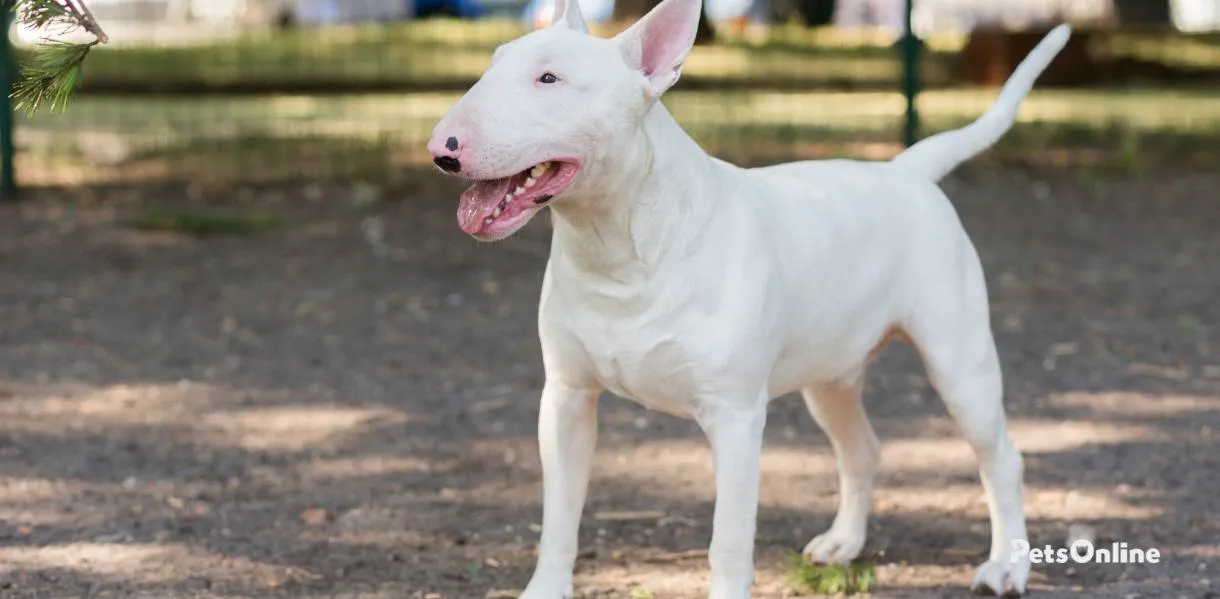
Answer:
[
  {"left": 65, "top": 19, "right": 953, "bottom": 91},
  {"left": 13, "top": 19, "right": 1219, "bottom": 186},
  {"left": 17, "top": 86, "right": 1220, "bottom": 186},
  {"left": 48, "top": 18, "right": 1220, "bottom": 93}
]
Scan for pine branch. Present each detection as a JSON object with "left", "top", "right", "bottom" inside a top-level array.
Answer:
[{"left": 6, "top": 0, "right": 109, "bottom": 116}]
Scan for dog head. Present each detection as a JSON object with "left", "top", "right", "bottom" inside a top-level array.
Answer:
[{"left": 428, "top": 0, "right": 703, "bottom": 241}]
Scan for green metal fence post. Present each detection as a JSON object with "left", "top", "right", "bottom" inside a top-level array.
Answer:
[
  {"left": 0, "top": 7, "right": 16, "bottom": 199},
  {"left": 900, "top": 0, "right": 919, "bottom": 147}
]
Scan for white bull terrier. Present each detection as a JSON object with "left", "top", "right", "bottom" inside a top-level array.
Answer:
[{"left": 427, "top": 0, "right": 1070, "bottom": 594}]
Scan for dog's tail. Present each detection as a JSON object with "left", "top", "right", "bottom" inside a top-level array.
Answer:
[{"left": 890, "top": 24, "right": 1071, "bottom": 182}]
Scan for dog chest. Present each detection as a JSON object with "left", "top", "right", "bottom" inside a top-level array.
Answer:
[
  {"left": 590, "top": 323, "right": 709, "bottom": 416},
  {"left": 546, "top": 299, "right": 715, "bottom": 417}
]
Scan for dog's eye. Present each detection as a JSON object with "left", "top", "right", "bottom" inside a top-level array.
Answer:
[{"left": 538, "top": 72, "right": 558, "bottom": 84}]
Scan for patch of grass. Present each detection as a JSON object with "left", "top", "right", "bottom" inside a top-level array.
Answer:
[
  {"left": 1177, "top": 314, "right": 1203, "bottom": 334},
  {"left": 463, "top": 562, "right": 484, "bottom": 581},
  {"left": 129, "top": 209, "right": 282, "bottom": 237},
  {"left": 783, "top": 549, "right": 877, "bottom": 596}
]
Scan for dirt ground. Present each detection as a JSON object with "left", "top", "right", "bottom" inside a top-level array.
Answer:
[{"left": 0, "top": 164, "right": 1216, "bottom": 599}]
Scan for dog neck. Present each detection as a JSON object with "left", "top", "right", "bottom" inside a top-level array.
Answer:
[{"left": 549, "top": 102, "right": 723, "bottom": 278}]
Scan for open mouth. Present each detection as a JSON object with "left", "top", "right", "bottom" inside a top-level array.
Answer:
[{"left": 457, "top": 159, "right": 580, "bottom": 240}]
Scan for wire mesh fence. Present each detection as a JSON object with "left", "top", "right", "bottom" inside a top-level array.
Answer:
[{"left": 7, "top": 1, "right": 1220, "bottom": 189}]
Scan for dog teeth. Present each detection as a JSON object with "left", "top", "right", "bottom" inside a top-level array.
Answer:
[
  {"left": 530, "top": 162, "right": 549, "bottom": 177},
  {"left": 524, "top": 177, "right": 536, "bottom": 188},
  {"left": 492, "top": 206, "right": 502, "bottom": 218},
  {"left": 515, "top": 186, "right": 525, "bottom": 195},
  {"left": 483, "top": 217, "right": 493, "bottom": 225}
]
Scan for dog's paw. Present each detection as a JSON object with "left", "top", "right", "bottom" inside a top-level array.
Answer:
[
  {"left": 802, "top": 526, "right": 866, "bottom": 564},
  {"left": 971, "top": 556, "right": 1030, "bottom": 597},
  {"left": 518, "top": 573, "right": 574, "bottom": 599}
]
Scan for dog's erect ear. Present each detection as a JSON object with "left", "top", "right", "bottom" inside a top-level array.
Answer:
[
  {"left": 549, "top": 0, "right": 589, "bottom": 33},
  {"left": 614, "top": 0, "right": 702, "bottom": 96}
]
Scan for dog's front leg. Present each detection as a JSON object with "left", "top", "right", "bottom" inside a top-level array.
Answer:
[
  {"left": 697, "top": 399, "right": 768, "bottom": 599},
  {"left": 520, "top": 382, "right": 601, "bottom": 599}
]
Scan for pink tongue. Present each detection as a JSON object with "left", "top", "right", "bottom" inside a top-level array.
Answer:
[{"left": 457, "top": 177, "right": 513, "bottom": 234}]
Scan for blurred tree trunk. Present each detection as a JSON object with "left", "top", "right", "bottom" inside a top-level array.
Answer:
[
  {"left": 612, "top": 0, "right": 716, "bottom": 43},
  {"left": 1112, "top": 0, "right": 1172, "bottom": 24},
  {"left": 612, "top": 0, "right": 657, "bottom": 20},
  {"left": 694, "top": 7, "right": 714, "bottom": 43},
  {"left": 797, "top": 0, "right": 835, "bottom": 25}
]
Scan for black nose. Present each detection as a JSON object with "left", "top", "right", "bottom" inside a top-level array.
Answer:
[{"left": 433, "top": 156, "right": 461, "bottom": 173}]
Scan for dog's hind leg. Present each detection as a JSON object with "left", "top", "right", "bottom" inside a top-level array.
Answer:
[
  {"left": 904, "top": 255, "right": 1029, "bottom": 596},
  {"left": 800, "top": 376, "right": 880, "bottom": 565}
]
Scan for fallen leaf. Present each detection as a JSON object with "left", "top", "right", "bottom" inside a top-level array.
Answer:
[{"left": 300, "top": 507, "right": 330, "bottom": 526}]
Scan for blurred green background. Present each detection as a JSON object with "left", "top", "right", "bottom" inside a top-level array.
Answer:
[{"left": 8, "top": 0, "right": 1220, "bottom": 188}]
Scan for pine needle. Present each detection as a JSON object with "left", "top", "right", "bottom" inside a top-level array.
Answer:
[
  {"left": 6, "top": 0, "right": 109, "bottom": 117},
  {"left": 11, "top": 40, "right": 89, "bottom": 115},
  {"left": 13, "top": 0, "right": 70, "bottom": 30}
]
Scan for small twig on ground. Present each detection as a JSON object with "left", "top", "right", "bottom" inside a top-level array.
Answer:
[
  {"left": 641, "top": 548, "right": 709, "bottom": 563},
  {"left": 593, "top": 510, "right": 667, "bottom": 521}
]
